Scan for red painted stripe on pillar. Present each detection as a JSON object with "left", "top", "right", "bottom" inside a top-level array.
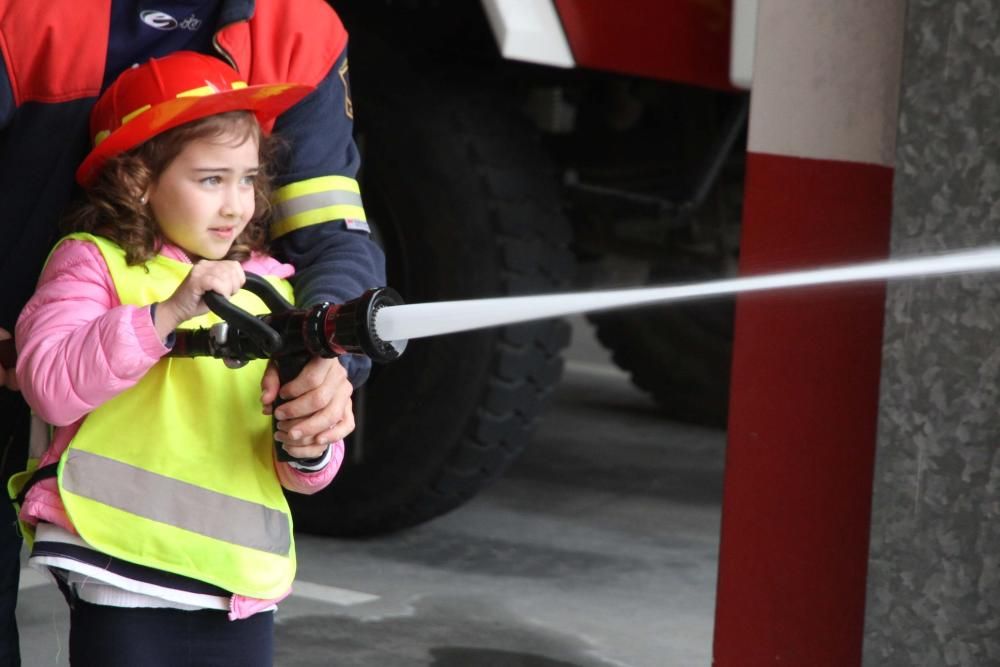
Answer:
[{"left": 713, "top": 152, "right": 894, "bottom": 666}]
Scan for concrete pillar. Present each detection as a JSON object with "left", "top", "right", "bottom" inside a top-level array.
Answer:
[
  {"left": 714, "top": 1, "right": 905, "bottom": 664},
  {"left": 863, "top": 2, "right": 1000, "bottom": 665}
]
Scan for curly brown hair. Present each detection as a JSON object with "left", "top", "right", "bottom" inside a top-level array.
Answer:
[{"left": 64, "top": 111, "right": 281, "bottom": 266}]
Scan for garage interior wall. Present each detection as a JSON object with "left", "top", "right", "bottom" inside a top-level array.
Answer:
[{"left": 863, "top": 2, "right": 1000, "bottom": 666}]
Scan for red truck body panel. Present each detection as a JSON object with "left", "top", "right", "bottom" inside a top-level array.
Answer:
[{"left": 554, "top": 0, "right": 735, "bottom": 91}]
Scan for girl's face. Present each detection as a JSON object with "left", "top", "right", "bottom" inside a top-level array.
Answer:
[{"left": 146, "top": 132, "right": 260, "bottom": 261}]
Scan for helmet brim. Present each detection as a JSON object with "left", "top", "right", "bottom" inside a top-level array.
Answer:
[{"left": 76, "top": 81, "right": 313, "bottom": 187}]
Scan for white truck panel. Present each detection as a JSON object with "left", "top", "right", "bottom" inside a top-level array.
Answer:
[{"left": 480, "top": 0, "right": 575, "bottom": 68}]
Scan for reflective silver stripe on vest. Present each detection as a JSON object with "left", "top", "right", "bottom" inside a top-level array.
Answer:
[
  {"left": 61, "top": 450, "right": 291, "bottom": 556},
  {"left": 274, "top": 189, "right": 365, "bottom": 221}
]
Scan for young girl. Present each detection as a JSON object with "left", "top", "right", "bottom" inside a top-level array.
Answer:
[{"left": 12, "top": 52, "right": 341, "bottom": 666}]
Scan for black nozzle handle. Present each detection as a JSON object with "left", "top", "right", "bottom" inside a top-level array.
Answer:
[
  {"left": 202, "top": 273, "right": 296, "bottom": 354},
  {"left": 241, "top": 273, "right": 295, "bottom": 315},
  {"left": 203, "top": 291, "right": 282, "bottom": 355},
  {"left": 272, "top": 352, "right": 312, "bottom": 462}
]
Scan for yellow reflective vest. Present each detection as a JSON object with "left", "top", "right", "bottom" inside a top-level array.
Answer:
[{"left": 55, "top": 233, "right": 297, "bottom": 600}]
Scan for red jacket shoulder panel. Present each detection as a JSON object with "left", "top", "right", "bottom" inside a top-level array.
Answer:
[
  {"left": 0, "top": 0, "right": 109, "bottom": 105},
  {"left": 217, "top": 0, "right": 347, "bottom": 88}
]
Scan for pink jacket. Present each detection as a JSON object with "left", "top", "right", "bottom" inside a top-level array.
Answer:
[{"left": 14, "top": 239, "right": 343, "bottom": 619}]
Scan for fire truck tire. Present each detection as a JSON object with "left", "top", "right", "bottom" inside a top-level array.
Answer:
[
  {"left": 286, "top": 47, "right": 573, "bottom": 536},
  {"left": 590, "top": 300, "right": 733, "bottom": 427},
  {"left": 588, "top": 152, "right": 743, "bottom": 429}
]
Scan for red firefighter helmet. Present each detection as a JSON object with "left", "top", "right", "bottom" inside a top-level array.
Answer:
[{"left": 76, "top": 51, "right": 313, "bottom": 186}]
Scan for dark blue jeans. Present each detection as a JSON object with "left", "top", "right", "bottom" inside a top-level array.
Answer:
[
  {"left": 0, "top": 391, "right": 28, "bottom": 667},
  {"left": 69, "top": 600, "right": 274, "bottom": 667}
]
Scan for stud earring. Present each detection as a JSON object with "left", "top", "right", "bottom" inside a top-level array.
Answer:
[{"left": 140, "top": 195, "right": 148, "bottom": 204}]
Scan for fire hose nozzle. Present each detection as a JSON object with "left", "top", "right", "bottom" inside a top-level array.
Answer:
[
  {"left": 170, "top": 277, "right": 407, "bottom": 365},
  {"left": 320, "top": 287, "right": 407, "bottom": 363}
]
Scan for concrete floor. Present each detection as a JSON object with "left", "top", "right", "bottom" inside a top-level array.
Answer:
[{"left": 17, "top": 318, "right": 726, "bottom": 666}]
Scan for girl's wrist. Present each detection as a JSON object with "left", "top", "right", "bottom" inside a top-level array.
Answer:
[{"left": 152, "top": 300, "right": 180, "bottom": 340}]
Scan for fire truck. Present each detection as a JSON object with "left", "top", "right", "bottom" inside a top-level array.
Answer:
[{"left": 289, "top": 0, "right": 753, "bottom": 535}]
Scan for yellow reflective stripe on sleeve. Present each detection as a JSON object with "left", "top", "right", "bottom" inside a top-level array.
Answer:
[
  {"left": 270, "top": 176, "right": 367, "bottom": 239},
  {"left": 272, "top": 175, "right": 360, "bottom": 203},
  {"left": 271, "top": 205, "right": 368, "bottom": 238}
]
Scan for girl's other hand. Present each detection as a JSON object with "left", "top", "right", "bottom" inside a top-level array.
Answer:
[{"left": 155, "top": 260, "right": 245, "bottom": 338}]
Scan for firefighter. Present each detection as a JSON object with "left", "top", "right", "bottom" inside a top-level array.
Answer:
[{"left": 0, "top": 2, "right": 384, "bottom": 664}]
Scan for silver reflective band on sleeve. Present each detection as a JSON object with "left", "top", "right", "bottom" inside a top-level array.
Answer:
[
  {"left": 61, "top": 450, "right": 291, "bottom": 555},
  {"left": 274, "top": 190, "right": 365, "bottom": 223},
  {"left": 270, "top": 176, "right": 367, "bottom": 238}
]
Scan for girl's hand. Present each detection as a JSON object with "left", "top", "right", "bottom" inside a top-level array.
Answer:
[
  {"left": 155, "top": 260, "right": 245, "bottom": 338},
  {"left": 261, "top": 356, "right": 354, "bottom": 456}
]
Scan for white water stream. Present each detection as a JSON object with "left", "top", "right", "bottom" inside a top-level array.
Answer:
[{"left": 374, "top": 247, "right": 1000, "bottom": 342}]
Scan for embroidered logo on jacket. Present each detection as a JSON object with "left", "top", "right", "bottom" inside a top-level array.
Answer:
[{"left": 140, "top": 10, "right": 203, "bottom": 31}]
